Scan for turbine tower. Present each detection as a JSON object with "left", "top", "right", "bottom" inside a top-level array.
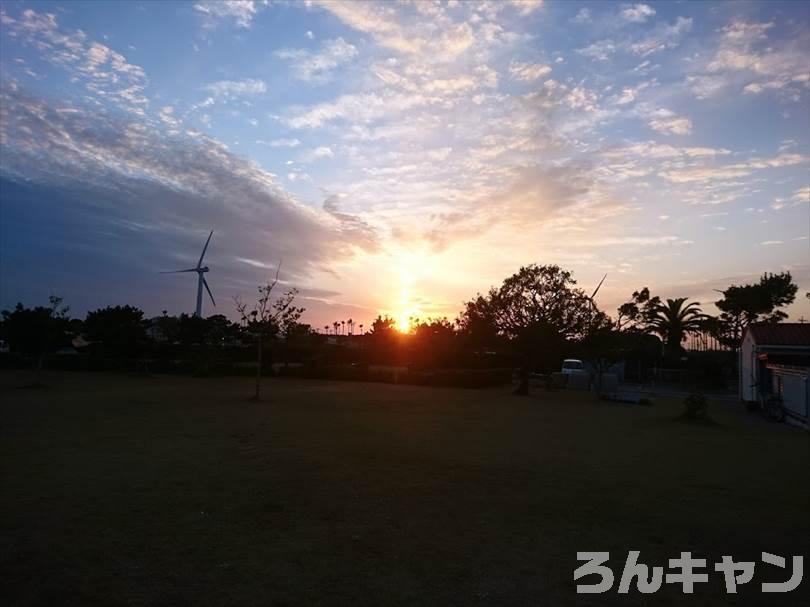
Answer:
[{"left": 162, "top": 230, "right": 216, "bottom": 317}]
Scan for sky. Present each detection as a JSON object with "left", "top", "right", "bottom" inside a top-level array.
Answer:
[{"left": 1, "top": 0, "right": 809, "bottom": 330}]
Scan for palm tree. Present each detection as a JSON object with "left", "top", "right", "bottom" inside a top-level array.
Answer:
[
  {"left": 333, "top": 321, "right": 339, "bottom": 335},
  {"left": 359, "top": 323, "right": 364, "bottom": 335},
  {"left": 348, "top": 318, "right": 354, "bottom": 335},
  {"left": 341, "top": 320, "right": 345, "bottom": 335},
  {"left": 647, "top": 297, "right": 709, "bottom": 354},
  {"left": 323, "top": 325, "right": 329, "bottom": 335}
]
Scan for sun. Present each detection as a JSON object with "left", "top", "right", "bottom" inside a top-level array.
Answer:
[{"left": 396, "top": 313, "right": 411, "bottom": 333}]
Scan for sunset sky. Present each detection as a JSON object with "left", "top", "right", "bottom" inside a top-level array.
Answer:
[{"left": 1, "top": 0, "right": 809, "bottom": 329}]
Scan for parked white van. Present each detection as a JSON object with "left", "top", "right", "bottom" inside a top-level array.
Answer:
[{"left": 561, "top": 359, "right": 585, "bottom": 375}]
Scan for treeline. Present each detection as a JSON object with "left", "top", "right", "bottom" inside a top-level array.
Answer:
[{"left": 0, "top": 265, "right": 801, "bottom": 392}]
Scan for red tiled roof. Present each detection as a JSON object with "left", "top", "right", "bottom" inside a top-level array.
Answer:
[{"left": 747, "top": 323, "right": 810, "bottom": 346}]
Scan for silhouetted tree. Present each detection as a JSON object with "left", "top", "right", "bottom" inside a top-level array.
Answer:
[
  {"left": 369, "top": 315, "right": 397, "bottom": 336},
  {"left": 457, "top": 293, "right": 501, "bottom": 353},
  {"left": 235, "top": 269, "right": 304, "bottom": 401},
  {"left": 84, "top": 305, "right": 147, "bottom": 358},
  {"left": 714, "top": 272, "right": 798, "bottom": 347},
  {"left": 646, "top": 298, "right": 709, "bottom": 356},
  {"left": 411, "top": 317, "right": 456, "bottom": 368},
  {"left": 616, "top": 287, "right": 661, "bottom": 331},
  {"left": 1, "top": 296, "right": 71, "bottom": 381},
  {"left": 459, "top": 265, "right": 594, "bottom": 395}
]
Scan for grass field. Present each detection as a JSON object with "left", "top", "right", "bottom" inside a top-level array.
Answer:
[{"left": 1, "top": 371, "right": 808, "bottom": 606}]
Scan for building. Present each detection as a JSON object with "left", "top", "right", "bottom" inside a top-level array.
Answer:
[{"left": 740, "top": 323, "right": 810, "bottom": 429}]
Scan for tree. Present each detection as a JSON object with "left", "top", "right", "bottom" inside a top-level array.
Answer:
[
  {"left": 458, "top": 265, "right": 594, "bottom": 395},
  {"left": 235, "top": 268, "right": 304, "bottom": 401},
  {"left": 714, "top": 272, "right": 798, "bottom": 347},
  {"left": 646, "top": 298, "right": 709, "bottom": 355},
  {"left": 369, "top": 315, "right": 397, "bottom": 336},
  {"left": 0, "top": 296, "right": 71, "bottom": 380},
  {"left": 410, "top": 317, "right": 457, "bottom": 368},
  {"left": 84, "top": 305, "right": 147, "bottom": 358},
  {"left": 616, "top": 287, "right": 661, "bottom": 331}
]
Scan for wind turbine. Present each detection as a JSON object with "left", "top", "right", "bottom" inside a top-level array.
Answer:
[
  {"left": 162, "top": 230, "right": 216, "bottom": 318},
  {"left": 588, "top": 273, "right": 607, "bottom": 332}
]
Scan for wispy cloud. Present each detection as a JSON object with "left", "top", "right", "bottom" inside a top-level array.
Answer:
[
  {"left": 275, "top": 37, "right": 358, "bottom": 83},
  {"left": 256, "top": 138, "right": 301, "bottom": 148},
  {"left": 204, "top": 78, "right": 266, "bottom": 99},
  {"left": 509, "top": 61, "right": 551, "bottom": 82},
  {"left": 194, "top": 1, "right": 260, "bottom": 29},
  {"left": 647, "top": 109, "right": 692, "bottom": 135},
  {"left": 0, "top": 85, "right": 377, "bottom": 284}
]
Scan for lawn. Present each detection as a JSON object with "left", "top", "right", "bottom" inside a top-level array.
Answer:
[{"left": 1, "top": 371, "right": 808, "bottom": 606}]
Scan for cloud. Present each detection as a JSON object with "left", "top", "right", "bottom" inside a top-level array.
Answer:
[
  {"left": 311, "top": 0, "right": 499, "bottom": 59},
  {"left": 773, "top": 186, "right": 810, "bottom": 210},
  {"left": 613, "top": 81, "right": 652, "bottom": 105},
  {"left": 571, "top": 8, "right": 591, "bottom": 24},
  {"left": 628, "top": 16, "right": 692, "bottom": 56},
  {"left": 0, "top": 9, "right": 148, "bottom": 114},
  {"left": 275, "top": 37, "right": 358, "bottom": 83},
  {"left": 203, "top": 78, "right": 266, "bottom": 102},
  {"left": 602, "top": 141, "right": 730, "bottom": 160},
  {"left": 323, "top": 195, "right": 380, "bottom": 252},
  {"left": 0, "top": 85, "right": 377, "bottom": 286},
  {"left": 509, "top": 61, "right": 551, "bottom": 82},
  {"left": 577, "top": 39, "right": 616, "bottom": 61},
  {"left": 659, "top": 153, "right": 808, "bottom": 183},
  {"left": 647, "top": 109, "right": 692, "bottom": 135},
  {"left": 286, "top": 91, "right": 437, "bottom": 129},
  {"left": 621, "top": 4, "right": 655, "bottom": 24},
  {"left": 256, "top": 138, "right": 301, "bottom": 148},
  {"left": 193, "top": 1, "right": 260, "bottom": 28},
  {"left": 690, "top": 19, "right": 810, "bottom": 100},
  {"left": 312, "top": 1, "right": 422, "bottom": 54},
  {"left": 792, "top": 186, "right": 810, "bottom": 203},
  {"left": 509, "top": 0, "right": 544, "bottom": 16},
  {"left": 299, "top": 146, "right": 335, "bottom": 162}
]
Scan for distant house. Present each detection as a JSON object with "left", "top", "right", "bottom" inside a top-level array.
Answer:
[{"left": 740, "top": 323, "right": 810, "bottom": 429}]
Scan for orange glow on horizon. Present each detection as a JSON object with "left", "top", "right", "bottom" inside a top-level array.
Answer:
[{"left": 395, "top": 313, "right": 411, "bottom": 333}]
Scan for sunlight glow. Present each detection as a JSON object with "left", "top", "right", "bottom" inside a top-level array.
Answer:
[
  {"left": 393, "top": 251, "right": 424, "bottom": 333},
  {"left": 396, "top": 312, "right": 411, "bottom": 333}
]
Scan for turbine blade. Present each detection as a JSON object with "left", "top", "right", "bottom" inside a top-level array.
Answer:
[
  {"left": 203, "top": 277, "right": 216, "bottom": 307},
  {"left": 590, "top": 273, "right": 607, "bottom": 300},
  {"left": 160, "top": 268, "right": 198, "bottom": 273},
  {"left": 197, "top": 230, "right": 213, "bottom": 268}
]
